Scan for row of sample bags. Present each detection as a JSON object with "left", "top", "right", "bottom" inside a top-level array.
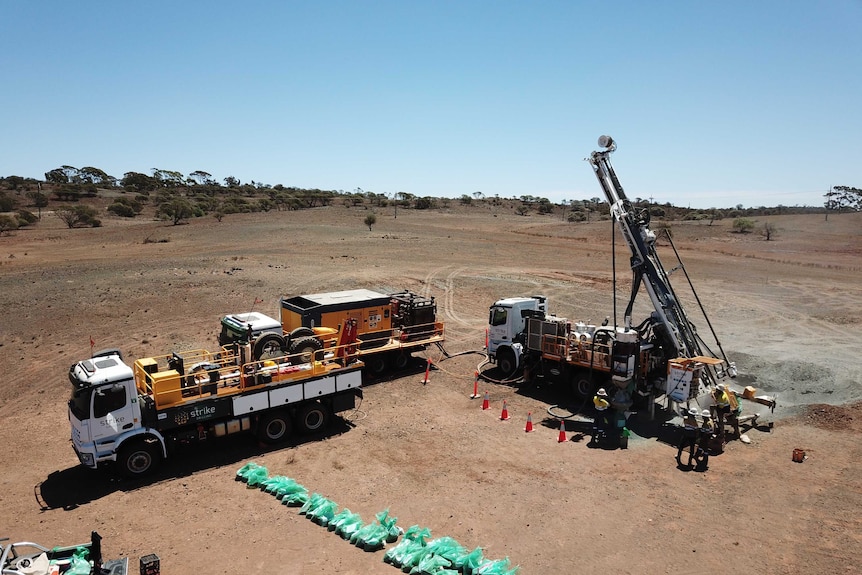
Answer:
[{"left": 236, "top": 462, "right": 519, "bottom": 575}]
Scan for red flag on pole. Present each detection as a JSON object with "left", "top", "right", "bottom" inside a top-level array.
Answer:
[
  {"left": 254, "top": 298, "right": 263, "bottom": 304},
  {"left": 89, "top": 336, "right": 95, "bottom": 348}
]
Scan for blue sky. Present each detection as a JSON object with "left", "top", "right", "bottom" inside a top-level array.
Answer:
[{"left": 2, "top": 1, "right": 859, "bottom": 208}]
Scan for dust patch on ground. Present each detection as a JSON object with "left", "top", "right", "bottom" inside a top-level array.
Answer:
[{"left": 729, "top": 351, "right": 858, "bottom": 411}]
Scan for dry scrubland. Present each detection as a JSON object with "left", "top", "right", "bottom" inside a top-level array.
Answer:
[{"left": 1, "top": 204, "right": 861, "bottom": 574}]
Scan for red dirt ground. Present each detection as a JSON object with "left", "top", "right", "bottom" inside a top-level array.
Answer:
[{"left": 1, "top": 205, "right": 861, "bottom": 574}]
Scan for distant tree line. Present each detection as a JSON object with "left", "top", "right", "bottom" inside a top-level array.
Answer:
[{"left": 0, "top": 167, "right": 858, "bottom": 232}]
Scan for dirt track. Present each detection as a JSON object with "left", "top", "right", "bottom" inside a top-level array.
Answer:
[{"left": 1, "top": 206, "right": 861, "bottom": 574}]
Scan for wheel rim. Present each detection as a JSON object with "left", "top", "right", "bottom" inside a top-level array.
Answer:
[
  {"left": 265, "top": 418, "right": 287, "bottom": 441},
  {"left": 127, "top": 449, "right": 152, "bottom": 474},
  {"left": 370, "top": 357, "right": 386, "bottom": 374},
  {"left": 260, "top": 342, "right": 281, "bottom": 359},
  {"left": 576, "top": 378, "right": 593, "bottom": 398},
  {"left": 499, "top": 352, "right": 514, "bottom": 375},
  {"left": 303, "top": 409, "right": 324, "bottom": 431}
]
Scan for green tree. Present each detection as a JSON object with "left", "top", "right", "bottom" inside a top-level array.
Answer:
[
  {"left": 732, "top": 218, "right": 756, "bottom": 233},
  {"left": 158, "top": 197, "right": 194, "bottom": 225},
  {"left": 44, "top": 166, "right": 80, "bottom": 184},
  {"left": 4, "top": 175, "right": 26, "bottom": 191},
  {"left": 189, "top": 170, "right": 215, "bottom": 186},
  {"left": 79, "top": 166, "right": 112, "bottom": 185},
  {"left": 121, "top": 171, "right": 159, "bottom": 193},
  {"left": 55, "top": 205, "right": 100, "bottom": 228},
  {"left": 824, "top": 185, "right": 861, "bottom": 220},
  {"left": 414, "top": 197, "right": 434, "bottom": 210},
  {"left": 152, "top": 168, "right": 185, "bottom": 188},
  {"left": 26, "top": 190, "right": 49, "bottom": 218},
  {"left": 364, "top": 213, "right": 377, "bottom": 231}
]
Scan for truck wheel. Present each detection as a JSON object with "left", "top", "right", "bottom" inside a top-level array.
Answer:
[
  {"left": 297, "top": 402, "right": 330, "bottom": 435},
  {"left": 497, "top": 348, "right": 517, "bottom": 377},
  {"left": 118, "top": 440, "right": 160, "bottom": 478},
  {"left": 289, "top": 337, "right": 323, "bottom": 364},
  {"left": 253, "top": 333, "right": 286, "bottom": 361},
  {"left": 393, "top": 352, "right": 410, "bottom": 371},
  {"left": 289, "top": 327, "right": 315, "bottom": 339},
  {"left": 258, "top": 412, "right": 292, "bottom": 444},
  {"left": 367, "top": 355, "right": 388, "bottom": 376},
  {"left": 572, "top": 375, "right": 595, "bottom": 400}
]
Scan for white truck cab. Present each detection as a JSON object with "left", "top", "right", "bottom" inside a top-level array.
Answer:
[
  {"left": 68, "top": 350, "right": 148, "bottom": 470},
  {"left": 487, "top": 296, "right": 547, "bottom": 374}
]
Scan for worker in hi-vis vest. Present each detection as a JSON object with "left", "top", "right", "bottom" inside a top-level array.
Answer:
[{"left": 593, "top": 387, "right": 613, "bottom": 436}]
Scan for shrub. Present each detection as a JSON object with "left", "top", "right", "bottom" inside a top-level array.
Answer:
[
  {"left": 107, "top": 202, "right": 137, "bottom": 217},
  {"left": 55, "top": 205, "right": 101, "bottom": 228},
  {"left": 732, "top": 218, "right": 756, "bottom": 233},
  {"left": 364, "top": 214, "right": 377, "bottom": 231},
  {"left": 0, "top": 214, "right": 19, "bottom": 235},
  {"left": 16, "top": 209, "right": 38, "bottom": 226}
]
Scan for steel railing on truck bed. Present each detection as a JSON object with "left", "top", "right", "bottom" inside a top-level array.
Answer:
[{"left": 133, "top": 342, "right": 362, "bottom": 410}]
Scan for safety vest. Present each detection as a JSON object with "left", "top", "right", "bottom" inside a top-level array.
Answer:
[
  {"left": 714, "top": 390, "right": 730, "bottom": 408},
  {"left": 593, "top": 396, "right": 609, "bottom": 411}
]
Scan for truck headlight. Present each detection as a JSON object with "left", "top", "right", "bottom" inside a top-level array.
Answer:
[{"left": 79, "top": 452, "right": 95, "bottom": 467}]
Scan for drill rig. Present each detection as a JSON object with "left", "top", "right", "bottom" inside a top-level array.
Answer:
[
  {"left": 586, "top": 135, "right": 736, "bottom": 399},
  {"left": 488, "top": 136, "right": 737, "bottom": 412}
]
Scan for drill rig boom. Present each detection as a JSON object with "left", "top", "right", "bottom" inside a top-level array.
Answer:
[{"left": 587, "top": 136, "right": 735, "bottom": 384}]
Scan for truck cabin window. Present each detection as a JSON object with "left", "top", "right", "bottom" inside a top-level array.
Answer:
[
  {"left": 489, "top": 308, "right": 508, "bottom": 327},
  {"left": 93, "top": 385, "right": 127, "bottom": 418},
  {"left": 69, "top": 389, "right": 92, "bottom": 421}
]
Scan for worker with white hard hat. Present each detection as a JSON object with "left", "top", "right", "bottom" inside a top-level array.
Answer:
[
  {"left": 592, "top": 388, "right": 613, "bottom": 439},
  {"left": 677, "top": 407, "right": 701, "bottom": 467},
  {"left": 696, "top": 409, "right": 714, "bottom": 470}
]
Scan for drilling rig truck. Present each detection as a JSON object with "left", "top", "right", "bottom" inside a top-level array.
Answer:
[
  {"left": 218, "top": 289, "right": 444, "bottom": 376},
  {"left": 487, "top": 136, "right": 737, "bottom": 415},
  {"left": 69, "top": 322, "right": 363, "bottom": 477}
]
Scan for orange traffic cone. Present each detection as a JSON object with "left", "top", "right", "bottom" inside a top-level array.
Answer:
[
  {"left": 481, "top": 391, "right": 490, "bottom": 410},
  {"left": 557, "top": 419, "right": 567, "bottom": 443},
  {"left": 525, "top": 412, "right": 534, "bottom": 432},
  {"left": 471, "top": 371, "right": 480, "bottom": 399},
  {"left": 500, "top": 400, "right": 510, "bottom": 421}
]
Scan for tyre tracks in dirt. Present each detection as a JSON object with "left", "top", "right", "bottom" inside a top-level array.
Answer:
[{"left": 419, "top": 265, "right": 483, "bottom": 348}]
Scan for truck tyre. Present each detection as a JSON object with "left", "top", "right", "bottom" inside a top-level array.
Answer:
[
  {"left": 118, "top": 439, "right": 160, "bottom": 478},
  {"left": 253, "top": 333, "right": 286, "bottom": 361},
  {"left": 393, "top": 352, "right": 410, "bottom": 371},
  {"left": 497, "top": 347, "right": 517, "bottom": 377},
  {"left": 297, "top": 402, "right": 330, "bottom": 435},
  {"left": 289, "top": 327, "right": 315, "bottom": 339},
  {"left": 572, "top": 375, "right": 595, "bottom": 400},
  {"left": 289, "top": 337, "right": 323, "bottom": 364},
  {"left": 367, "top": 354, "right": 388, "bottom": 376},
  {"left": 258, "top": 411, "right": 292, "bottom": 444}
]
